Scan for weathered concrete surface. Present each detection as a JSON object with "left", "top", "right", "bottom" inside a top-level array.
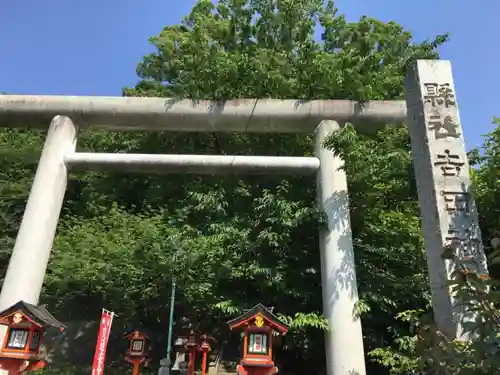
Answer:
[
  {"left": 405, "top": 59, "right": 488, "bottom": 339},
  {"left": 0, "top": 95, "right": 407, "bottom": 133},
  {"left": 315, "top": 120, "right": 366, "bottom": 375},
  {"left": 64, "top": 153, "right": 320, "bottom": 175},
  {"left": 0, "top": 116, "right": 77, "bottom": 310}
]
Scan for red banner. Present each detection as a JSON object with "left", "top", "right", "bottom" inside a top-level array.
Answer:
[{"left": 91, "top": 309, "right": 114, "bottom": 375}]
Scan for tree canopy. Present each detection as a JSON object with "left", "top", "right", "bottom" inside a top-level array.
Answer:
[{"left": 3, "top": 1, "right": 500, "bottom": 374}]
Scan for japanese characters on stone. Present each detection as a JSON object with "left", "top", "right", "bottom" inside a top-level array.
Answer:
[
  {"left": 434, "top": 149, "right": 464, "bottom": 177},
  {"left": 424, "top": 83, "right": 456, "bottom": 108},
  {"left": 424, "top": 82, "right": 488, "bottom": 278}
]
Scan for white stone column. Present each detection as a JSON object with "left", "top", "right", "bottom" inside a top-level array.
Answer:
[
  {"left": 315, "top": 120, "right": 366, "bottom": 375},
  {"left": 0, "top": 116, "right": 77, "bottom": 310},
  {"left": 404, "top": 60, "right": 488, "bottom": 339}
]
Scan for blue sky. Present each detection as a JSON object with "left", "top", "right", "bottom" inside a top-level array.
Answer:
[{"left": 0, "top": 0, "right": 498, "bottom": 148}]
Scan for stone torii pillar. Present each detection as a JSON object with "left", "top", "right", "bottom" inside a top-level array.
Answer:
[
  {"left": 0, "top": 116, "right": 77, "bottom": 310},
  {"left": 0, "top": 116, "right": 76, "bottom": 375},
  {"left": 315, "top": 120, "right": 366, "bottom": 375}
]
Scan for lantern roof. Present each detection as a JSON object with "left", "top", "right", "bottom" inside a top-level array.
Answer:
[
  {"left": 0, "top": 300, "right": 65, "bottom": 329},
  {"left": 123, "top": 330, "right": 150, "bottom": 340},
  {"left": 227, "top": 303, "right": 289, "bottom": 335},
  {"left": 200, "top": 333, "right": 216, "bottom": 343}
]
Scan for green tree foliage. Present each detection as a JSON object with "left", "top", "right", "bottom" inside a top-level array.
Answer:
[
  {"left": 324, "top": 125, "right": 430, "bottom": 356},
  {"left": 0, "top": 129, "right": 44, "bottom": 275},
  {"left": 368, "top": 269, "right": 500, "bottom": 374},
  {"left": 0, "top": 0, "right": 458, "bottom": 373},
  {"left": 366, "top": 117, "right": 500, "bottom": 374},
  {"left": 472, "top": 117, "right": 500, "bottom": 274}
]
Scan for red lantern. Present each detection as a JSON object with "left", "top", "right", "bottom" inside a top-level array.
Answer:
[
  {"left": 185, "top": 329, "right": 198, "bottom": 375},
  {"left": 0, "top": 300, "right": 65, "bottom": 375},
  {"left": 227, "top": 304, "right": 289, "bottom": 375},
  {"left": 123, "top": 330, "right": 150, "bottom": 375},
  {"left": 198, "top": 334, "right": 215, "bottom": 375}
]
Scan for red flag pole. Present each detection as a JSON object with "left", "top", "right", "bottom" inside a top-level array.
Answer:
[{"left": 91, "top": 309, "right": 115, "bottom": 375}]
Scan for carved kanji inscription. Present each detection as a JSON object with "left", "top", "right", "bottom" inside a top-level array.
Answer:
[
  {"left": 441, "top": 191, "right": 469, "bottom": 214},
  {"left": 427, "top": 114, "right": 461, "bottom": 139},
  {"left": 434, "top": 149, "right": 465, "bottom": 177},
  {"left": 423, "top": 83, "right": 456, "bottom": 108},
  {"left": 405, "top": 60, "right": 489, "bottom": 337}
]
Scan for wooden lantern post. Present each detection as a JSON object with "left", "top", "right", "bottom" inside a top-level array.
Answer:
[
  {"left": 227, "top": 304, "right": 289, "bottom": 375},
  {"left": 0, "top": 300, "right": 65, "bottom": 375},
  {"left": 198, "top": 334, "right": 215, "bottom": 375},
  {"left": 123, "top": 330, "right": 150, "bottom": 375},
  {"left": 185, "top": 329, "right": 198, "bottom": 375}
]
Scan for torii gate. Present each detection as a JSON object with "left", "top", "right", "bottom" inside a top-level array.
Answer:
[{"left": 0, "top": 60, "right": 488, "bottom": 375}]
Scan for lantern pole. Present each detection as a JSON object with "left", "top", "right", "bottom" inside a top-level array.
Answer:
[
  {"left": 166, "top": 276, "right": 176, "bottom": 362},
  {"left": 159, "top": 247, "right": 178, "bottom": 375},
  {"left": 132, "top": 363, "right": 140, "bottom": 375}
]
